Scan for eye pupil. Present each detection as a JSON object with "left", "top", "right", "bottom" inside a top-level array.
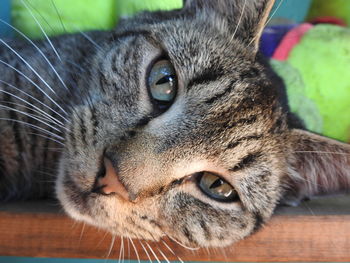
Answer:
[
  {"left": 155, "top": 75, "right": 175, "bottom": 85},
  {"left": 209, "top": 178, "right": 224, "bottom": 189},
  {"left": 197, "top": 172, "right": 239, "bottom": 203}
]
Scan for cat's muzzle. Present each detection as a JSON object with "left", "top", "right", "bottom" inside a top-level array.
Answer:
[{"left": 92, "top": 157, "right": 130, "bottom": 200}]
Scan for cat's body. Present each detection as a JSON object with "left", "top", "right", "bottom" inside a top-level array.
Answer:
[{"left": 0, "top": 0, "right": 349, "bottom": 248}]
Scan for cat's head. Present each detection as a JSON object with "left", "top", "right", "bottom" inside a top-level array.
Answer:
[{"left": 55, "top": 0, "right": 350, "bottom": 247}]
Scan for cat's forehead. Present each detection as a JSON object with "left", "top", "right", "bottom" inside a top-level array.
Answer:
[
  {"left": 117, "top": 9, "right": 256, "bottom": 60},
  {"left": 111, "top": 13, "right": 269, "bottom": 95}
]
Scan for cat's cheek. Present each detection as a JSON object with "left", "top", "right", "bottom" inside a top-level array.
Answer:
[
  {"left": 55, "top": 163, "right": 95, "bottom": 225},
  {"left": 158, "top": 188, "right": 255, "bottom": 247}
]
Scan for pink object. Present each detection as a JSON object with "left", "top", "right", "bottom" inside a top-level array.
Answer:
[
  {"left": 272, "top": 23, "right": 313, "bottom": 61},
  {"left": 310, "top": 16, "right": 347, "bottom": 27}
]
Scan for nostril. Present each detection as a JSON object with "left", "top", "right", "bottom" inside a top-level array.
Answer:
[{"left": 92, "top": 157, "right": 130, "bottom": 200}]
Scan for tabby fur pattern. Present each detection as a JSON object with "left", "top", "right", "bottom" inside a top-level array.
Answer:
[{"left": 0, "top": 0, "right": 349, "bottom": 247}]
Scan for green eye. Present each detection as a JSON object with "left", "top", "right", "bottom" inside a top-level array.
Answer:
[
  {"left": 148, "top": 59, "right": 177, "bottom": 104},
  {"left": 197, "top": 172, "right": 239, "bottom": 202}
]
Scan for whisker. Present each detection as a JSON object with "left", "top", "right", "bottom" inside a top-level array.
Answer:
[
  {"left": 0, "top": 117, "right": 65, "bottom": 140},
  {"left": 65, "top": 60, "right": 87, "bottom": 74},
  {"left": 0, "top": 99, "right": 69, "bottom": 131},
  {"left": 0, "top": 98, "right": 58, "bottom": 124},
  {"left": 302, "top": 201, "right": 316, "bottom": 216},
  {"left": 0, "top": 60, "right": 69, "bottom": 119},
  {"left": 21, "top": 0, "right": 61, "bottom": 60},
  {"left": 294, "top": 151, "right": 350, "bottom": 156},
  {"left": 33, "top": 146, "right": 63, "bottom": 152},
  {"left": 231, "top": 0, "right": 247, "bottom": 42},
  {"left": 0, "top": 104, "right": 63, "bottom": 134},
  {"left": 145, "top": 242, "right": 160, "bottom": 263},
  {"left": 126, "top": 236, "right": 130, "bottom": 263},
  {"left": 138, "top": 240, "right": 152, "bottom": 263},
  {"left": 156, "top": 246, "right": 170, "bottom": 263},
  {"left": 15, "top": 2, "right": 87, "bottom": 108},
  {"left": 106, "top": 235, "right": 116, "bottom": 261},
  {"left": 0, "top": 38, "right": 58, "bottom": 95},
  {"left": 166, "top": 234, "right": 200, "bottom": 250},
  {"left": 264, "top": 0, "right": 285, "bottom": 28},
  {"left": 122, "top": 236, "right": 125, "bottom": 263},
  {"left": 118, "top": 236, "right": 124, "bottom": 263},
  {"left": 50, "top": 0, "right": 66, "bottom": 33},
  {"left": 96, "top": 231, "right": 109, "bottom": 250},
  {"left": 0, "top": 79, "right": 68, "bottom": 125},
  {"left": 27, "top": 132, "right": 65, "bottom": 146},
  {"left": 288, "top": 174, "right": 333, "bottom": 190},
  {"left": 0, "top": 18, "right": 69, "bottom": 91},
  {"left": 78, "top": 222, "right": 86, "bottom": 246},
  {"left": 161, "top": 239, "right": 184, "bottom": 263},
  {"left": 247, "top": 0, "right": 285, "bottom": 48},
  {"left": 129, "top": 238, "right": 140, "bottom": 263},
  {"left": 77, "top": 29, "right": 103, "bottom": 51}
]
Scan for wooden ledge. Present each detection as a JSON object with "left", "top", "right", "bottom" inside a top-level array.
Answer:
[{"left": 0, "top": 195, "right": 349, "bottom": 262}]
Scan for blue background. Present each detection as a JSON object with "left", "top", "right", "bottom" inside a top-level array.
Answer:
[{"left": 0, "top": 0, "right": 11, "bottom": 37}]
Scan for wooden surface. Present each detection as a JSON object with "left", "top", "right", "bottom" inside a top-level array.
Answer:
[{"left": 0, "top": 195, "right": 349, "bottom": 262}]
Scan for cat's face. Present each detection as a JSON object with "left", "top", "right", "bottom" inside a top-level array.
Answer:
[
  {"left": 55, "top": 0, "right": 350, "bottom": 248},
  {"left": 56, "top": 0, "right": 285, "bottom": 247}
]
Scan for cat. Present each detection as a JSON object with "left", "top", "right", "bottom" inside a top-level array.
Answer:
[{"left": 0, "top": 0, "right": 349, "bottom": 248}]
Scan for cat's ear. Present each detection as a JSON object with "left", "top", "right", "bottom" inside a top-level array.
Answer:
[
  {"left": 182, "top": 0, "right": 276, "bottom": 52},
  {"left": 284, "top": 129, "right": 350, "bottom": 204}
]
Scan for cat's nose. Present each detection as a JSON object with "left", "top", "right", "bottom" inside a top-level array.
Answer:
[{"left": 92, "top": 157, "right": 130, "bottom": 200}]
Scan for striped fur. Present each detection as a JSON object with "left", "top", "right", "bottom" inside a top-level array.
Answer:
[{"left": 0, "top": 0, "right": 349, "bottom": 248}]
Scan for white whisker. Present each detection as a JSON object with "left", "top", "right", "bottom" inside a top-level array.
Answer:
[
  {"left": 126, "top": 236, "right": 130, "bottom": 263},
  {"left": 96, "top": 231, "right": 109, "bottom": 250},
  {"left": 248, "top": 0, "right": 285, "bottom": 48},
  {"left": 161, "top": 239, "right": 184, "bottom": 263},
  {"left": 0, "top": 60, "right": 69, "bottom": 118},
  {"left": 0, "top": 104, "right": 63, "bottom": 134},
  {"left": 118, "top": 236, "right": 124, "bottom": 263},
  {"left": 26, "top": 132, "right": 65, "bottom": 146},
  {"left": 294, "top": 150, "right": 350, "bottom": 156},
  {"left": 166, "top": 234, "right": 200, "bottom": 250},
  {"left": 231, "top": 0, "right": 247, "bottom": 42},
  {"left": 0, "top": 18, "right": 69, "bottom": 91},
  {"left": 122, "top": 236, "right": 125, "bottom": 263},
  {"left": 0, "top": 117, "right": 65, "bottom": 140},
  {"left": 0, "top": 79, "right": 68, "bottom": 125},
  {"left": 77, "top": 30, "right": 103, "bottom": 51},
  {"left": 106, "top": 235, "right": 116, "bottom": 261},
  {"left": 1, "top": 99, "right": 57, "bottom": 123},
  {"left": 50, "top": 0, "right": 66, "bottom": 33},
  {"left": 0, "top": 98, "right": 69, "bottom": 131},
  {"left": 78, "top": 222, "right": 86, "bottom": 246},
  {"left": 139, "top": 240, "right": 152, "bottom": 263},
  {"left": 145, "top": 242, "right": 160, "bottom": 263},
  {"left": 129, "top": 238, "right": 140, "bottom": 263},
  {"left": 0, "top": 38, "right": 58, "bottom": 95},
  {"left": 21, "top": 0, "right": 61, "bottom": 60},
  {"left": 156, "top": 247, "right": 170, "bottom": 263},
  {"left": 264, "top": 0, "right": 285, "bottom": 28}
]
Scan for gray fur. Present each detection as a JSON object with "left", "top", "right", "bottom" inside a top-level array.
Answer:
[{"left": 0, "top": 0, "right": 349, "bottom": 247}]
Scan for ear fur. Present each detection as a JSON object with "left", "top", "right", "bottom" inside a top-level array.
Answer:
[
  {"left": 183, "top": 0, "right": 276, "bottom": 51},
  {"left": 284, "top": 129, "right": 350, "bottom": 204}
]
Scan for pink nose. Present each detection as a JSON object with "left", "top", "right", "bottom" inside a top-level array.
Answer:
[{"left": 93, "top": 157, "right": 130, "bottom": 200}]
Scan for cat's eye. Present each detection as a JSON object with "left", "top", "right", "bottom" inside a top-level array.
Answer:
[
  {"left": 197, "top": 172, "right": 239, "bottom": 202},
  {"left": 147, "top": 59, "right": 177, "bottom": 108}
]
